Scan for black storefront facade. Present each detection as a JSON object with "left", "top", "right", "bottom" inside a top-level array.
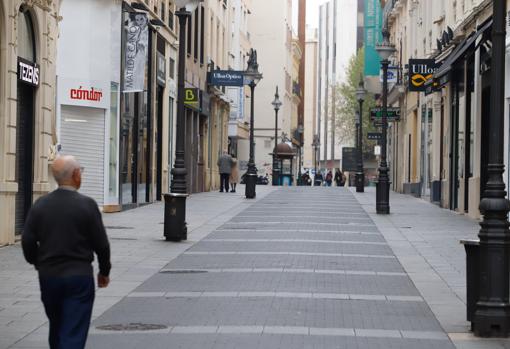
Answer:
[{"left": 432, "top": 17, "right": 492, "bottom": 218}]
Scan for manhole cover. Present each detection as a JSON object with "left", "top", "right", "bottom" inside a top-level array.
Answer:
[
  {"left": 105, "top": 226, "right": 134, "bottom": 230},
  {"left": 159, "top": 270, "right": 208, "bottom": 274},
  {"left": 96, "top": 323, "right": 167, "bottom": 331}
]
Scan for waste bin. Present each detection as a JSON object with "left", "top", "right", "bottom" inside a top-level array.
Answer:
[{"left": 460, "top": 239, "right": 480, "bottom": 329}]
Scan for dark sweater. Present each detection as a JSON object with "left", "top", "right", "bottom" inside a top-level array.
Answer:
[{"left": 22, "top": 188, "right": 111, "bottom": 278}]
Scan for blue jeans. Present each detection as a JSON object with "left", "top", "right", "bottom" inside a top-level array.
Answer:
[{"left": 39, "top": 275, "right": 95, "bottom": 349}]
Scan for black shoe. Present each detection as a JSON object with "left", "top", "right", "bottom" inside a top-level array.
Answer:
[{"left": 220, "top": 190, "right": 224, "bottom": 193}]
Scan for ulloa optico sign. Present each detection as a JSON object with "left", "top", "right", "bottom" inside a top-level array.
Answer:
[{"left": 409, "top": 59, "right": 439, "bottom": 92}]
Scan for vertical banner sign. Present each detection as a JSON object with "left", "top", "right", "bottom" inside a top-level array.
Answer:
[
  {"left": 364, "top": 0, "right": 383, "bottom": 76},
  {"left": 123, "top": 13, "right": 149, "bottom": 92}
]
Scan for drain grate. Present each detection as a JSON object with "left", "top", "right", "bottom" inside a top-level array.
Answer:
[
  {"left": 159, "top": 270, "right": 208, "bottom": 274},
  {"left": 105, "top": 226, "right": 134, "bottom": 230},
  {"left": 110, "top": 237, "right": 137, "bottom": 241},
  {"left": 96, "top": 323, "right": 168, "bottom": 331}
]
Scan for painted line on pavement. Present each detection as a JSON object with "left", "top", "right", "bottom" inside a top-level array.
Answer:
[
  {"left": 183, "top": 251, "right": 395, "bottom": 259},
  {"left": 157, "top": 268, "right": 406, "bottom": 276},
  {"left": 223, "top": 221, "right": 376, "bottom": 227},
  {"left": 127, "top": 291, "right": 423, "bottom": 302},
  {"left": 201, "top": 238, "right": 387, "bottom": 246},
  {"left": 90, "top": 325, "right": 448, "bottom": 340},
  {"left": 214, "top": 229, "right": 381, "bottom": 235}
]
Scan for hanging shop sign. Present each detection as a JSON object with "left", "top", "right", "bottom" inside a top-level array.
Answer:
[
  {"left": 379, "top": 66, "right": 398, "bottom": 84},
  {"left": 370, "top": 107, "right": 401, "bottom": 121},
  {"left": 409, "top": 59, "right": 439, "bottom": 92},
  {"left": 184, "top": 88, "right": 200, "bottom": 109},
  {"left": 207, "top": 70, "right": 245, "bottom": 86},
  {"left": 123, "top": 12, "right": 149, "bottom": 93},
  {"left": 156, "top": 52, "right": 166, "bottom": 87},
  {"left": 18, "top": 57, "right": 39, "bottom": 87}
]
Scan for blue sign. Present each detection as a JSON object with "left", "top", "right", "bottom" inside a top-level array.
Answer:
[{"left": 208, "top": 70, "right": 245, "bottom": 86}]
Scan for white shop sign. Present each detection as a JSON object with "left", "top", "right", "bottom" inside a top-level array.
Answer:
[{"left": 58, "top": 78, "right": 110, "bottom": 109}]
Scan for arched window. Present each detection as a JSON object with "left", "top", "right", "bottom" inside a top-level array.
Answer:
[{"left": 18, "top": 7, "right": 36, "bottom": 62}]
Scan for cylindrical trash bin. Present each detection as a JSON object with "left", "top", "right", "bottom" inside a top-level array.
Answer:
[
  {"left": 163, "top": 193, "right": 189, "bottom": 242},
  {"left": 460, "top": 239, "right": 480, "bottom": 328}
]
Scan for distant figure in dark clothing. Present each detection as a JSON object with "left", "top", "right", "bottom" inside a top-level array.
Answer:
[
  {"left": 22, "top": 155, "right": 111, "bottom": 349},
  {"left": 314, "top": 171, "right": 324, "bottom": 186},
  {"left": 217, "top": 150, "right": 233, "bottom": 193},
  {"left": 334, "top": 169, "right": 346, "bottom": 187},
  {"left": 325, "top": 170, "right": 333, "bottom": 187}
]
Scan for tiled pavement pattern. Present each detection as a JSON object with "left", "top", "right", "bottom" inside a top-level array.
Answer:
[{"left": 88, "top": 188, "right": 456, "bottom": 348}]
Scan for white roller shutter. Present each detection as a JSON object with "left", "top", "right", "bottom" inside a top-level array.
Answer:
[{"left": 60, "top": 105, "right": 105, "bottom": 206}]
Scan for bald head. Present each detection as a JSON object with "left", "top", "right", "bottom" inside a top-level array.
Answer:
[{"left": 52, "top": 155, "right": 82, "bottom": 189}]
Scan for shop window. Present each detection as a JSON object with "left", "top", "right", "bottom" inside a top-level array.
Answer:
[{"left": 18, "top": 7, "right": 36, "bottom": 62}]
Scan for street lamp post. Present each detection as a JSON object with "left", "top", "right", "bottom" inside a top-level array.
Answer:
[
  {"left": 163, "top": 0, "right": 202, "bottom": 242},
  {"left": 312, "top": 135, "right": 320, "bottom": 186},
  {"left": 272, "top": 87, "right": 282, "bottom": 186},
  {"left": 375, "top": 28, "right": 396, "bottom": 215},
  {"left": 473, "top": 0, "right": 510, "bottom": 337},
  {"left": 356, "top": 78, "right": 366, "bottom": 193},
  {"left": 245, "top": 49, "right": 263, "bottom": 199}
]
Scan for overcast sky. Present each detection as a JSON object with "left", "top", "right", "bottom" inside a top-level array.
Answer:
[{"left": 307, "top": 0, "right": 329, "bottom": 28}]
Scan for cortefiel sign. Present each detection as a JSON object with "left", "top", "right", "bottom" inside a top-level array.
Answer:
[
  {"left": 409, "top": 59, "right": 439, "bottom": 92},
  {"left": 18, "top": 57, "right": 39, "bottom": 87},
  {"left": 208, "top": 70, "right": 245, "bottom": 86},
  {"left": 370, "top": 107, "right": 401, "bottom": 121}
]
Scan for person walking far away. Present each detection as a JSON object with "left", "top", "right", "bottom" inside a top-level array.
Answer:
[
  {"left": 217, "top": 150, "right": 233, "bottom": 193},
  {"left": 325, "top": 170, "right": 333, "bottom": 187},
  {"left": 21, "top": 155, "right": 111, "bottom": 349},
  {"left": 230, "top": 158, "right": 239, "bottom": 193},
  {"left": 334, "top": 169, "right": 346, "bottom": 187}
]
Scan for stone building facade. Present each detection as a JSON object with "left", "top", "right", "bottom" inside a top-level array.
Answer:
[{"left": 0, "top": 0, "right": 60, "bottom": 245}]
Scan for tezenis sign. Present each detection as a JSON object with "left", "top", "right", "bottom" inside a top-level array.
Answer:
[
  {"left": 18, "top": 57, "right": 39, "bottom": 87},
  {"left": 408, "top": 59, "right": 439, "bottom": 92}
]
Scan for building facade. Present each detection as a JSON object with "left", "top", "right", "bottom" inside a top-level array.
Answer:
[
  {"left": 383, "top": 0, "right": 510, "bottom": 220},
  {"left": 317, "top": 0, "right": 359, "bottom": 170},
  {"left": 303, "top": 27, "right": 318, "bottom": 170},
  {"left": 249, "top": 0, "right": 297, "bottom": 180},
  {"left": 0, "top": 0, "right": 60, "bottom": 245}
]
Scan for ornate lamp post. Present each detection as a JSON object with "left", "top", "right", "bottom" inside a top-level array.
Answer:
[
  {"left": 163, "top": 0, "right": 203, "bottom": 242},
  {"left": 312, "top": 135, "right": 320, "bottom": 185},
  {"left": 473, "top": 0, "right": 510, "bottom": 337},
  {"left": 244, "top": 49, "right": 263, "bottom": 199},
  {"left": 375, "top": 28, "right": 396, "bottom": 214},
  {"left": 272, "top": 87, "right": 282, "bottom": 186},
  {"left": 355, "top": 78, "right": 366, "bottom": 193}
]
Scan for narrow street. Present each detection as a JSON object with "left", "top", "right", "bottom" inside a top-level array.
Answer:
[{"left": 84, "top": 188, "right": 454, "bottom": 348}]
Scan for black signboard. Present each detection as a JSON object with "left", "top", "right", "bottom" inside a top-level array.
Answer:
[
  {"left": 208, "top": 70, "right": 245, "bottom": 86},
  {"left": 18, "top": 57, "right": 39, "bottom": 87},
  {"left": 409, "top": 59, "right": 439, "bottom": 92},
  {"left": 342, "top": 147, "right": 357, "bottom": 172},
  {"left": 370, "top": 107, "right": 401, "bottom": 121},
  {"left": 367, "top": 132, "right": 382, "bottom": 140}
]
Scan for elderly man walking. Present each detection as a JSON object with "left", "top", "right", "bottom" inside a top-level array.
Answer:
[
  {"left": 22, "top": 155, "right": 111, "bottom": 349},
  {"left": 217, "top": 150, "right": 233, "bottom": 193}
]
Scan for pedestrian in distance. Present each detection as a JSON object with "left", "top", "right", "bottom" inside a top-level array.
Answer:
[
  {"left": 230, "top": 158, "right": 239, "bottom": 193},
  {"left": 325, "top": 170, "right": 333, "bottom": 187},
  {"left": 334, "top": 168, "right": 346, "bottom": 187},
  {"left": 21, "top": 155, "right": 111, "bottom": 349},
  {"left": 314, "top": 171, "right": 324, "bottom": 186},
  {"left": 217, "top": 150, "right": 233, "bottom": 193}
]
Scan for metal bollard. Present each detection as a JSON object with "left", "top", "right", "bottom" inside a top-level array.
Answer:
[{"left": 461, "top": 239, "right": 480, "bottom": 330}]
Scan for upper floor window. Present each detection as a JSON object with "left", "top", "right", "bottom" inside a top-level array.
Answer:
[{"left": 18, "top": 7, "right": 36, "bottom": 62}]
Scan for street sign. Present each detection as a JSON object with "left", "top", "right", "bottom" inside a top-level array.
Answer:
[
  {"left": 207, "top": 70, "right": 245, "bottom": 86},
  {"left": 370, "top": 107, "right": 401, "bottom": 121},
  {"left": 342, "top": 147, "right": 358, "bottom": 172},
  {"left": 367, "top": 132, "right": 382, "bottom": 140},
  {"left": 409, "top": 59, "right": 439, "bottom": 92}
]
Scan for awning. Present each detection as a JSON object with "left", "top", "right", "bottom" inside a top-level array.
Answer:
[{"left": 434, "top": 19, "right": 492, "bottom": 81}]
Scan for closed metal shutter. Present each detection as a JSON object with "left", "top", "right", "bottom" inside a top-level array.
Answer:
[{"left": 60, "top": 105, "right": 105, "bottom": 206}]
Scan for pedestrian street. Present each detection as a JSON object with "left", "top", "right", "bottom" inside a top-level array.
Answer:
[{"left": 85, "top": 187, "right": 455, "bottom": 349}]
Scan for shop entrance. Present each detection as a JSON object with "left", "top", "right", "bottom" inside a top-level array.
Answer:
[{"left": 15, "top": 83, "right": 34, "bottom": 234}]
